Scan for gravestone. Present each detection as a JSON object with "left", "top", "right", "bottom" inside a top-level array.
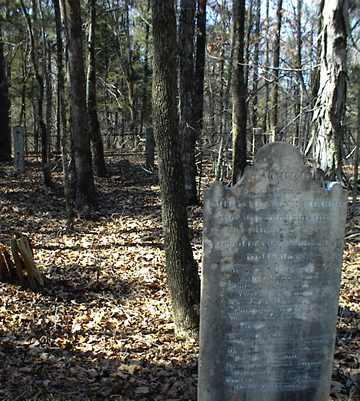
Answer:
[
  {"left": 13, "top": 126, "right": 25, "bottom": 173},
  {"left": 198, "top": 143, "right": 347, "bottom": 401}
]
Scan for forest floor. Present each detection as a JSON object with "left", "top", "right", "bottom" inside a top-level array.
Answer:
[{"left": 0, "top": 157, "right": 359, "bottom": 401}]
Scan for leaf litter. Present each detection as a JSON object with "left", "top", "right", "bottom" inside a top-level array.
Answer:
[{"left": 0, "top": 159, "right": 359, "bottom": 401}]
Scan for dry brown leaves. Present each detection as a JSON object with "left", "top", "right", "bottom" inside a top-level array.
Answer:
[{"left": 0, "top": 160, "right": 359, "bottom": 401}]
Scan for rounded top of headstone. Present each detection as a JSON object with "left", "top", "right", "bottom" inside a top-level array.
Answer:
[
  {"left": 231, "top": 143, "right": 313, "bottom": 194},
  {"left": 206, "top": 143, "right": 345, "bottom": 206}
]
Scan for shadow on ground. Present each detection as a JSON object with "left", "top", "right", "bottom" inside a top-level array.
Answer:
[{"left": 0, "top": 335, "right": 197, "bottom": 401}]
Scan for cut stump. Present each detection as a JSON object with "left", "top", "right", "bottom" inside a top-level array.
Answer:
[{"left": 0, "top": 234, "right": 44, "bottom": 290}]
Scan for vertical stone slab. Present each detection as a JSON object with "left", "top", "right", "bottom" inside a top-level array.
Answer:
[
  {"left": 198, "top": 143, "right": 347, "bottom": 401},
  {"left": 13, "top": 126, "right": 25, "bottom": 173}
]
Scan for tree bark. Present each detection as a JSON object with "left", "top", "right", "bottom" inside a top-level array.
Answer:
[
  {"left": 262, "top": 0, "right": 270, "bottom": 134},
  {"left": 251, "top": 0, "right": 261, "bottom": 150},
  {"left": 294, "top": 0, "right": 302, "bottom": 146},
  {"left": 45, "top": 40, "right": 53, "bottom": 154},
  {"left": 193, "top": 0, "right": 207, "bottom": 189},
  {"left": 86, "top": 0, "right": 107, "bottom": 177},
  {"left": 271, "top": 0, "right": 283, "bottom": 140},
  {"left": 352, "top": 76, "right": 360, "bottom": 210},
  {"left": 125, "top": 0, "right": 135, "bottom": 135},
  {"left": 54, "top": 0, "right": 72, "bottom": 220},
  {"left": 193, "top": 0, "right": 207, "bottom": 136},
  {"left": 310, "top": 0, "right": 348, "bottom": 179},
  {"left": 61, "top": 0, "right": 96, "bottom": 209},
  {"left": 151, "top": 0, "right": 200, "bottom": 338},
  {"left": 21, "top": 0, "right": 51, "bottom": 186},
  {"left": 179, "top": 0, "right": 198, "bottom": 205},
  {"left": 0, "top": 20, "right": 11, "bottom": 162},
  {"left": 231, "top": 0, "right": 247, "bottom": 184},
  {"left": 244, "top": 0, "right": 253, "bottom": 87},
  {"left": 140, "top": 0, "right": 151, "bottom": 134},
  {"left": 39, "top": 0, "right": 53, "bottom": 157}
]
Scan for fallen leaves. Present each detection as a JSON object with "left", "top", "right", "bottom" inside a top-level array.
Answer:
[
  {"left": 0, "top": 160, "right": 199, "bottom": 401},
  {"left": 0, "top": 159, "right": 359, "bottom": 401}
]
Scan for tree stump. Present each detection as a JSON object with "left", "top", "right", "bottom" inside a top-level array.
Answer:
[{"left": 0, "top": 234, "right": 44, "bottom": 290}]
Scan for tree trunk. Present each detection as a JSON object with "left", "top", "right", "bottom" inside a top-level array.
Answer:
[
  {"left": 251, "top": 0, "right": 261, "bottom": 150},
  {"left": 54, "top": 0, "right": 72, "bottom": 220},
  {"left": 61, "top": 0, "right": 96, "bottom": 210},
  {"left": 310, "top": 0, "right": 348, "bottom": 179},
  {"left": 19, "top": 54, "right": 27, "bottom": 128},
  {"left": 244, "top": 0, "right": 253, "bottom": 88},
  {"left": 140, "top": 0, "right": 151, "bottom": 134},
  {"left": 218, "top": 43, "right": 225, "bottom": 151},
  {"left": 151, "top": 0, "right": 200, "bottom": 338},
  {"left": 215, "top": 0, "right": 228, "bottom": 175},
  {"left": 294, "top": 0, "right": 305, "bottom": 147},
  {"left": 21, "top": 0, "right": 51, "bottom": 186},
  {"left": 262, "top": 0, "right": 270, "bottom": 134},
  {"left": 193, "top": 0, "right": 207, "bottom": 136},
  {"left": 86, "top": 0, "right": 106, "bottom": 177},
  {"left": 208, "top": 62, "right": 216, "bottom": 138},
  {"left": 124, "top": 0, "right": 135, "bottom": 135},
  {"left": 0, "top": 20, "right": 11, "bottom": 162},
  {"left": 179, "top": 0, "right": 198, "bottom": 205},
  {"left": 231, "top": 0, "right": 247, "bottom": 184},
  {"left": 39, "top": 0, "right": 53, "bottom": 156},
  {"left": 193, "top": 0, "right": 207, "bottom": 189},
  {"left": 46, "top": 40, "right": 53, "bottom": 154},
  {"left": 271, "top": 0, "right": 283, "bottom": 140},
  {"left": 352, "top": 78, "right": 360, "bottom": 210}
]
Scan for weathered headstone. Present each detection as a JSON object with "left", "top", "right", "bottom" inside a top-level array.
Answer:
[
  {"left": 13, "top": 126, "right": 25, "bottom": 173},
  {"left": 198, "top": 143, "right": 347, "bottom": 401}
]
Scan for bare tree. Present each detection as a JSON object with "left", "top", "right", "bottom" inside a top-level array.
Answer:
[
  {"left": 309, "top": 0, "right": 348, "bottom": 179},
  {"left": 61, "top": 0, "right": 96, "bottom": 209},
  {"left": 262, "top": 0, "right": 270, "bottom": 133},
  {"left": 86, "top": 0, "right": 107, "bottom": 177},
  {"left": 193, "top": 0, "right": 207, "bottom": 183},
  {"left": 231, "top": 0, "right": 247, "bottom": 183},
  {"left": 21, "top": 0, "right": 51, "bottom": 186},
  {"left": 294, "top": 0, "right": 303, "bottom": 146},
  {"left": 0, "top": 18, "right": 11, "bottom": 162},
  {"left": 193, "top": 0, "right": 207, "bottom": 136},
  {"left": 271, "top": 0, "right": 283, "bottom": 140},
  {"left": 151, "top": 0, "right": 200, "bottom": 337},
  {"left": 179, "top": 0, "right": 198, "bottom": 205},
  {"left": 251, "top": 0, "right": 261, "bottom": 130},
  {"left": 54, "top": 0, "right": 72, "bottom": 220}
]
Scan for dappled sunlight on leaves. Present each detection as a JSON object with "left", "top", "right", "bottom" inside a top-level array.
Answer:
[{"left": 0, "top": 159, "right": 359, "bottom": 400}]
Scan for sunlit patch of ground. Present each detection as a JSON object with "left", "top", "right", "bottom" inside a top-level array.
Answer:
[{"left": 0, "top": 159, "right": 359, "bottom": 400}]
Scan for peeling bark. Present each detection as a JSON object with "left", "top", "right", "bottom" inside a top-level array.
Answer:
[{"left": 310, "top": 0, "right": 348, "bottom": 179}]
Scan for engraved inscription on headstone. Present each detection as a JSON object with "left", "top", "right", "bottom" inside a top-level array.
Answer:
[
  {"left": 198, "top": 143, "right": 347, "bottom": 401},
  {"left": 13, "top": 126, "right": 25, "bottom": 173}
]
